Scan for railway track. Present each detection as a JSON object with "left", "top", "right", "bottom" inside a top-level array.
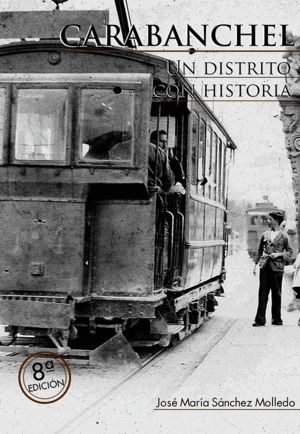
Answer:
[{"left": 0, "top": 333, "right": 170, "bottom": 367}]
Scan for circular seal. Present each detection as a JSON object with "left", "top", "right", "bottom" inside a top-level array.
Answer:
[{"left": 18, "top": 351, "right": 71, "bottom": 404}]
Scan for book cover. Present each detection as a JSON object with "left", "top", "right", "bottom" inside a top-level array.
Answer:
[{"left": 0, "top": 1, "right": 298, "bottom": 434}]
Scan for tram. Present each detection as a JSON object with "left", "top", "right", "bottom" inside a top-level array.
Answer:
[
  {"left": 246, "top": 200, "right": 297, "bottom": 263},
  {"left": 0, "top": 10, "right": 236, "bottom": 358}
]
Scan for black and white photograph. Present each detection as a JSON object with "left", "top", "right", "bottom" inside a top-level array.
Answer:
[{"left": 0, "top": 1, "right": 300, "bottom": 433}]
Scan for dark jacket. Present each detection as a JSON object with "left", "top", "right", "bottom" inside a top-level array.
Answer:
[
  {"left": 148, "top": 143, "right": 174, "bottom": 192},
  {"left": 255, "top": 230, "right": 293, "bottom": 272}
]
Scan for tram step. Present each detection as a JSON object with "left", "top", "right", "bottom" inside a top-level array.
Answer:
[
  {"left": 129, "top": 340, "right": 160, "bottom": 347},
  {"left": 167, "top": 324, "right": 185, "bottom": 334}
]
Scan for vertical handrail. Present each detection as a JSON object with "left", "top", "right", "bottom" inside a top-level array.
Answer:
[
  {"left": 154, "top": 195, "right": 165, "bottom": 289},
  {"left": 176, "top": 212, "right": 185, "bottom": 275},
  {"left": 166, "top": 211, "right": 175, "bottom": 270},
  {"left": 154, "top": 104, "right": 161, "bottom": 187},
  {"left": 166, "top": 112, "right": 170, "bottom": 155}
]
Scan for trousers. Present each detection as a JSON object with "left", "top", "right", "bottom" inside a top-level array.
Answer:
[{"left": 255, "top": 263, "right": 283, "bottom": 325}]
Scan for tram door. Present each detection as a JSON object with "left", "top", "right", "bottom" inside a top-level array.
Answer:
[{"left": 150, "top": 102, "right": 187, "bottom": 289}]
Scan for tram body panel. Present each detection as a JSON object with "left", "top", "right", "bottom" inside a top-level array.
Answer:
[
  {"left": 184, "top": 201, "right": 223, "bottom": 286},
  {"left": 0, "top": 46, "right": 157, "bottom": 76},
  {"left": 184, "top": 198, "right": 204, "bottom": 288},
  {"left": 0, "top": 200, "right": 84, "bottom": 296},
  {"left": 185, "top": 100, "right": 228, "bottom": 289},
  {"left": 91, "top": 199, "right": 156, "bottom": 297},
  {"left": 184, "top": 248, "right": 204, "bottom": 289}
]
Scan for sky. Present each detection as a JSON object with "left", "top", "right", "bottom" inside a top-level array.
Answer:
[{"left": 2, "top": 0, "right": 299, "bottom": 220}]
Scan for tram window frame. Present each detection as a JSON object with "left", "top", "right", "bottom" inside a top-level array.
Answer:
[
  {"left": 211, "top": 132, "right": 218, "bottom": 201},
  {"left": 221, "top": 141, "right": 227, "bottom": 204},
  {"left": 76, "top": 82, "right": 141, "bottom": 168},
  {"left": 215, "top": 137, "right": 219, "bottom": 202},
  {"left": 0, "top": 86, "right": 9, "bottom": 166},
  {"left": 191, "top": 111, "right": 199, "bottom": 188},
  {"left": 222, "top": 143, "right": 227, "bottom": 204},
  {"left": 217, "top": 138, "right": 223, "bottom": 203},
  {"left": 197, "top": 118, "right": 206, "bottom": 196},
  {"left": 205, "top": 126, "right": 212, "bottom": 197},
  {"left": 260, "top": 215, "right": 268, "bottom": 226},
  {"left": 10, "top": 84, "right": 71, "bottom": 166},
  {"left": 251, "top": 216, "right": 259, "bottom": 226}
]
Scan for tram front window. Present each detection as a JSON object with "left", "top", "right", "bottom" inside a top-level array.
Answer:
[
  {"left": 261, "top": 216, "right": 268, "bottom": 226},
  {"left": 0, "top": 88, "right": 4, "bottom": 163},
  {"left": 80, "top": 88, "right": 134, "bottom": 162},
  {"left": 14, "top": 89, "right": 68, "bottom": 162},
  {"left": 251, "top": 216, "right": 258, "bottom": 226}
]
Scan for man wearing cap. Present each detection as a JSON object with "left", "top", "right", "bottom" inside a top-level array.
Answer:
[{"left": 253, "top": 211, "right": 293, "bottom": 327}]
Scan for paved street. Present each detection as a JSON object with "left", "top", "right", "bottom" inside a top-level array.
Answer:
[
  {"left": 58, "top": 251, "right": 300, "bottom": 434},
  {"left": 2, "top": 250, "right": 300, "bottom": 434}
]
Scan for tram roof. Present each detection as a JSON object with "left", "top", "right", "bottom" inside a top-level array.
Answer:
[
  {"left": 246, "top": 202, "right": 284, "bottom": 214},
  {"left": 0, "top": 40, "right": 237, "bottom": 150}
]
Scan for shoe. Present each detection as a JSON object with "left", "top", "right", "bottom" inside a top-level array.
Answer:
[
  {"left": 272, "top": 322, "right": 283, "bottom": 325},
  {"left": 252, "top": 323, "right": 265, "bottom": 327},
  {"left": 298, "top": 319, "right": 300, "bottom": 326}
]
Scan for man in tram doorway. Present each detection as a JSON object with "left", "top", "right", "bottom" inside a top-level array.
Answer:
[
  {"left": 252, "top": 211, "right": 293, "bottom": 327},
  {"left": 148, "top": 130, "right": 185, "bottom": 286},
  {"left": 150, "top": 129, "right": 185, "bottom": 185},
  {"left": 148, "top": 136, "right": 174, "bottom": 193}
]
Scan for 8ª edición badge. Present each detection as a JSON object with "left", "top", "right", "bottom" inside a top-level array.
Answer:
[{"left": 18, "top": 351, "right": 71, "bottom": 404}]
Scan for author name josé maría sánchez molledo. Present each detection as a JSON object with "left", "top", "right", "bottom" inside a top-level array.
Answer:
[{"left": 59, "top": 23, "right": 293, "bottom": 48}]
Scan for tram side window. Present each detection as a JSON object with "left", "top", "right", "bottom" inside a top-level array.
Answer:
[
  {"left": 198, "top": 119, "right": 206, "bottom": 195},
  {"left": 217, "top": 138, "right": 222, "bottom": 202},
  {"left": 211, "top": 132, "right": 218, "bottom": 200},
  {"left": 191, "top": 112, "right": 199, "bottom": 187},
  {"left": 205, "top": 127, "right": 212, "bottom": 197},
  {"left": 0, "top": 89, "right": 4, "bottom": 163},
  {"left": 221, "top": 141, "right": 226, "bottom": 204},
  {"left": 80, "top": 89, "right": 134, "bottom": 162},
  {"left": 14, "top": 89, "right": 68, "bottom": 162}
]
